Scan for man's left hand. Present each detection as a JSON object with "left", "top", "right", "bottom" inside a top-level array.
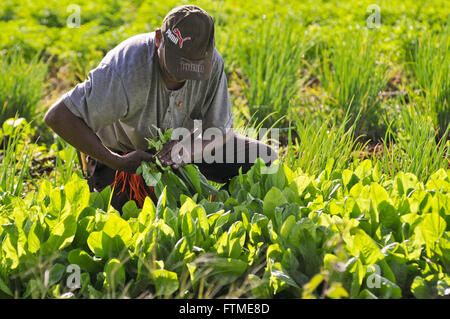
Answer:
[{"left": 157, "top": 139, "right": 189, "bottom": 169}]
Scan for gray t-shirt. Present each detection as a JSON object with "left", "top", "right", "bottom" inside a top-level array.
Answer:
[{"left": 62, "top": 32, "right": 233, "bottom": 152}]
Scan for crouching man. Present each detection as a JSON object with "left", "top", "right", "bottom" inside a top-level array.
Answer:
[{"left": 44, "top": 5, "right": 277, "bottom": 211}]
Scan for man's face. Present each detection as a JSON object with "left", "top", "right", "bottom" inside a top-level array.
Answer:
[{"left": 157, "top": 34, "right": 186, "bottom": 84}]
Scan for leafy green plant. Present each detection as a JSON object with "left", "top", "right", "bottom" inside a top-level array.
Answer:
[
  {"left": 136, "top": 128, "right": 218, "bottom": 209},
  {"left": 0, "top": 156, "right": 449, "bottom": 299}
]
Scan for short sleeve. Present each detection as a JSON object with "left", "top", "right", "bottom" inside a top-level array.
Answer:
[
  {"left": 202, "top": 60, "right": 233, "bottom": 132},
  {"left": 62, "top": 63, "right": 129, "bottom": 132}
]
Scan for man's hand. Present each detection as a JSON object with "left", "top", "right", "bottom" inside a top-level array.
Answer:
[
  {"left": 158, "top": 140, "right": 187, "bottom": 169},
  {"left": 112, "top": 150, "right": 155, "bottom": 174},
  {"left": 157, "top": 129, "right": 231, "bottom": 169}
]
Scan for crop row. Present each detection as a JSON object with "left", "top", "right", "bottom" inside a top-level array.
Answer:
[{"left": 0, "top": 158, "right": 448, "bottom": 298}]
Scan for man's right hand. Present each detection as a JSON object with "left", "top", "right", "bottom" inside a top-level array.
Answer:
[{"left": 111, "top": 150, "right": 155, "bottom": 174}]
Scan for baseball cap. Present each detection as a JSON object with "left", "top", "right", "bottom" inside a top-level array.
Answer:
[{"left": 160, "top": 5, "right": 215, "bottom": 81}]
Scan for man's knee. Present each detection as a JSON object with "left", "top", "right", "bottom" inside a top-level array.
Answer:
[{"left": 234, "top": 133, "right": 278, "bottom": 166}]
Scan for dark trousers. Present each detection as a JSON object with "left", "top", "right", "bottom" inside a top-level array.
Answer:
[{"left": 83, "top": 132, "right": 277, "bottom": 211}]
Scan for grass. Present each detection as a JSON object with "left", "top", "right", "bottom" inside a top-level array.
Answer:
[
  {"left": 408, "top": 29, "right": 449, "bottom": 139},
  {"left": 315, "top": 30, "right": 390, "bottom": 141},
  {"left": 380, "top": 100, "right": 449, "bottom": 181},
  {"left": 0, "top": 49, "right": 48, "bottom": 124},
  {"left": 286, "top": 108, "right": 367, "bottom": 175},
  {"left": 52, "top": 137, "right": 81, "bottom": 187},
  {"left": 231, "top": 16, "right": 312, "bottom": 127},
  {"left": 0, "top": 118, "right": 34, "bottom": 196}
]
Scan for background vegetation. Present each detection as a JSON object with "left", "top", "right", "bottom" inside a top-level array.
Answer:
[{"left": 0, "top": 0, "right": 448, "bottom": 299}]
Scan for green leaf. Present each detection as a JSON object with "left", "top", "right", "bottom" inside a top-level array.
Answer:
[
  {"left": 156, "top": 187, "right": 167, "bottom": 217},
  {"left": 378, "top": 275, "right": 402, "bottom": 298},
  {"left": 268, "top": 163, "right": 287, "bottom": 190},
  {"left": 87, "top": 215, "right": 133, "bottom": 258},
  {"left": 73, "top": 216, "right": 95, "bottom": 250},
  {"left": 65, "top": 179, "right": 90, "bottom": 218},
  {"left": 263, "top": 187, "right": 287, "bottom": 220},
  {"left": 68, "top": 249, "right": 102, "bottom": 273},
  {"left": 139, "top": 197, "right": 156, "bottom": 227},
  {"left": 181, "top": 165, "right": 202, "bottom": 197},
  {"left": 27, "top": 221, "right": 41, "bottom": 254},
  {"left": 271, "top": 269, "right": 300, "bottom": 289},
  {"left": 0, "top": 277, "right": 13, "bottom": 297},
  {"left": 302, "top": 273, "right": 324, "bottom": 297},
  {"left": 141, "top": 162, "right": 161, "bottom": 187},
  {"left": 395, "top": 172, "right": 419, "bottom": 196},
  {"left": 437, "top": 275, "right": 450, "bottom": 297},
  {"left": 429, "top": 168, "right": 448, "bottom": 182},
  {"left": 104, "top": 258, "right": 125, "bottom": 290},
  {"left": 327, "top": 282, "right": 349, "bottom": 299},
  {"left": 411, "top": 275, "right": 436, "bottom": 299},
  {"left": 152, "top": 269, "right": 179, "bottom": 297},
  {"left": 291, "top": 175, "right": 316, "bottom": 196},
  {"left": 49, "top": 264, "right": 66, "bottom": 286},
  {"left": 86, "top": 231, "right": 104, "bottom": 258},
  {"left": 372, "top": 162, "right": 382, "bottom": 183},
  {"left": 280, "top": 215, "right": 296, "bottom": 240},
  {"left": 87, "top": 284, "right": 103, "bottom": 298},
  {"left": 23, "top": 279, "right": 40, "bottom": 299},
  {"left": 228, "top": 237, "right": 242, "bottom": 259},
  {"left": 210, "top": 257, "right": 248, "bottom": 277},
  {"left": 358, "top": 289, "right": 378, "bottom": 299},
  {"left": 2, "top": 234, "right": 19, "bottom": 269},
  {"left": 370, "top": 182, "right": 391, "bottom": 205},
  {"left": 267, "top": 243, "right": 283, "bottom": 261},
  {"left": 378, "top": 200, "right": 400, "bottom": 231},
  {"left": 103, "top": 215, "right": 133, "bottom": 246},
  {"left": 48, "top": 187, "right": 66, "bottom": 218},
  {"left": 41, "top": 214, "right": 77, "bottom": 255},
  {"left": 122, "top": 201, "right": 141, "bottom": 220},
  {"left": 342, "top": 169, "right": 359, "bottom": 191},
  {"left": 348, "top": 258, "right": 365, "bottom": 297},
  {"left": 350, "top": 229, "right": 384, "bottom": 265},
  {"left": 37, "top": 179, "right": 52, "bottom": 202},
  {"left": 181, "top": 210, "right": 195, "bottom": 239},
  {"left": 194, "top": 206, "right": 209, "bottom": 236},
  {"left": 250, "top": 222, "right": 263, "bottom": 244},
  {"left": 213, "top": 211, "right": 231, "bottom": 235},
  {"left": 419, "top": 212, "right": 446, "bottom": 256},
  {"left": 355, "top": 159, "right": 372, "bottom": 181}
]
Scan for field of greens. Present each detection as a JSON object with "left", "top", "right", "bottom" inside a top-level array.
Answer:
[{"left": 0, "top": 0, "right": 449, "bottom": 299}]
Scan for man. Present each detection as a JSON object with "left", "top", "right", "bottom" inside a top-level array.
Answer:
[{"left": 44, "top": 5, "right": 277, "bottom": 210}]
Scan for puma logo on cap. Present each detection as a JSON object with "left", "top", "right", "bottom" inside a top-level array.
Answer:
[{"left": 166, "top": 28, "right": 192, "bottom": 48}]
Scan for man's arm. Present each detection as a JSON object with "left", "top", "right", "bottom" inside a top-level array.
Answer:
[{"left": 44, "top": 99, "right": 153, "bottom": 173}]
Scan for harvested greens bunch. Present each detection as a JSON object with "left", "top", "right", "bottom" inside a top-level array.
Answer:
[{"left": 136, "top": 128, "right": 219, "bottom": 208}]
